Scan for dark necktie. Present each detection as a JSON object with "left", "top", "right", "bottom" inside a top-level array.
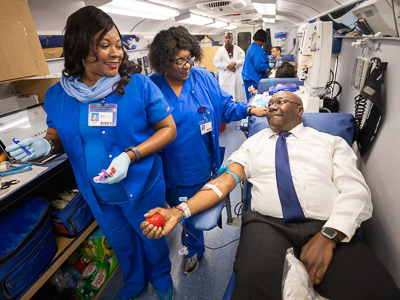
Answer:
[{"left": 275, "top": 132, "right": 305, "bottom": 223}]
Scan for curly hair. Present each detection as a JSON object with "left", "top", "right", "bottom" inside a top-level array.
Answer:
[
  {"left": 149, "top": 26, "right": 203, "bottom": 74},
  {"left": 62, "top": 6, "right": 141, "bottom": 94}
]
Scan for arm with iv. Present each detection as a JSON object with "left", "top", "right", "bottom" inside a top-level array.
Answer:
[{"left": 140, "top": 162, "right": 246, "bottom": 239}]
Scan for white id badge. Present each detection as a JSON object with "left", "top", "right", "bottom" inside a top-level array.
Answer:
[
  {"left": 88, "top": 104, "right": 117, "bottom": 127},
  {"left": 199, "top": 118, "right": 212, "bottom": 135}
]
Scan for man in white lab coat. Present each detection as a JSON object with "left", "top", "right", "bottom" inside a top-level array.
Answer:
[{"left": 213, "top": 32, "right": 245, "bottom": 102}]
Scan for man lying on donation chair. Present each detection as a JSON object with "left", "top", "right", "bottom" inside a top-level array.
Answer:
[{"left": 141, "top": 91, "right": 400, "bottom": 300}]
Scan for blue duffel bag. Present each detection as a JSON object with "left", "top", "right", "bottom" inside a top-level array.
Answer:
[
  {"left": 50, "top": 192, "right": 94, "bottom": 238},
  {"left": 0, "top": 196, "right": 57, "bottom": 300}
]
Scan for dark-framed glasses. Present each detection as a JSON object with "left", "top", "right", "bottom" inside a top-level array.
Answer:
[
  {"left": 265, "top": 99, "right": 302, "bottom": 108},
  {"left": 172, "top": 58, "right": 195, "bottom": 69}
]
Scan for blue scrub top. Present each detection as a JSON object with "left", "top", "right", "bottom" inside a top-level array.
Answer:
[
  {"left": 150, "top": 68, "right": 249, "bottom": 187},
  {"left": 242, "top": 42, "right": 270, "bottom": 84},
  {"left": 45, "top": 73, "right": 171, "bottom": 214},
  {"left": 78, "top": 102, "right": 128, "bottom": 204}
]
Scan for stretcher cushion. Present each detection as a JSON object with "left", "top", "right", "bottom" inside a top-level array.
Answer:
[
  {"left": 282, "top": 54, "right": 294, "bottom": 61},
  {"left": 192, "top": 197, "right": 227, "bottom": 231},
  {"left": 258, "top": 78, "right": 304, "bottom": 94},
  {"left": 248, "top": 113, "right": 355, "bottom": 146}
]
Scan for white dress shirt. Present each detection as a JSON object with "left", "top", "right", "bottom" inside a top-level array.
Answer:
[{"left": 228, "top": 123, "right": 372, "bottom": 242}]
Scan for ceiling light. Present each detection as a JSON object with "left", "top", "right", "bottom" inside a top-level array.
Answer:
[
  {"left": 207, "top": 20, "right": 229, "bottom": 28},
  {"left": 84, "top": 0, "right": 179, "bottom": 20},
  {"left": 262, "top": 18, "right": 275, "bottom": 23},
  {"left": 251, "top": 0, "right": 276, "bottom": 15},
  {"left": 175, "top": 13, "right": 214, "bottom": 26},
  {"left": 224, "top": 24, "right": 238, "bottom": 30},
  {"left": 262, "top": 15, "right": 276, "bottom": 23}
]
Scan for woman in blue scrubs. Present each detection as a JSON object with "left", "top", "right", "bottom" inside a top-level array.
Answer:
[
  {"left": 6, "top": 7, "right": 176, "bottom": 300},
  {"left": 148, "top": 26, "right": 267, "bottom": 275},
  {"left": 242, "top": 29, "right": 271, "bottom": 100}
]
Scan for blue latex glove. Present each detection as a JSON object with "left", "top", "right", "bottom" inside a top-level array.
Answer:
[
  {"left": 99, "top": 152, "right": 131, "bottom": 184},
  {"left": 5, "top": 138, "right": 51, "bottom": 162}
]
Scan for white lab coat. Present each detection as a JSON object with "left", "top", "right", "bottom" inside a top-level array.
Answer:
[{"left": 213, "top": 44, "right": 246, "bottom": 102}]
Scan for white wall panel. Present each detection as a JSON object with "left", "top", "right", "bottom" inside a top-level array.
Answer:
[{"left": 336, "top": 38, "right": 400, "bottom": 287}]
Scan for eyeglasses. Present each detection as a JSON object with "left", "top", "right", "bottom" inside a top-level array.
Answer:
[
  {"left": 265, "top": 99, "right": 302, "bottom": 108},
  {"left": 171, "top": 58, "right": 195, "bottom": 69}
]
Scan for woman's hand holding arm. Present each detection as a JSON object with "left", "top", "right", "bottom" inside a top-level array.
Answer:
[{"left": 247, "top": 106, "right": 268, "bottom": 116}]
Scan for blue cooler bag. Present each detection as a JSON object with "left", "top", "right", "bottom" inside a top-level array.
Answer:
[
  {"left": 0, "top": 196, "right": 57, "bottom": 300},
  {"left": 50, "top": 192, "right": 94, "bottom": 238}
]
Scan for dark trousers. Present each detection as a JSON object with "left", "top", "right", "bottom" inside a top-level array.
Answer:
[{"left": 232, "top": 211, "right": 400, "bottom": 300}]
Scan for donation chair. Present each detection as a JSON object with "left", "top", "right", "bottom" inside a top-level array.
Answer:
[
  {"left": 282, "top": 54, "right": 294, "bottom": 62},
  {"left": 222, "top": 113, "right": 355, "bottom": 299},
  {"left": 258, "top": 78, "right": 304, "bottom": 94}
]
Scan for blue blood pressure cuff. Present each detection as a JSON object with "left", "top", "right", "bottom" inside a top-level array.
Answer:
[{"left": 217, "top": 165, "right": 240, "bottom": 184}]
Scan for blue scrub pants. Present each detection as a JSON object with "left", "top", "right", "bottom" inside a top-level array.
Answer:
[
  {"left": 243, "top": 80, "right": 258, "bottom": 101},
  {"left": 166, "top": 181, "right": 207, "bottom": 260},
  {"left": 92, "top": 185, "right": 172, "bottom": 299}
]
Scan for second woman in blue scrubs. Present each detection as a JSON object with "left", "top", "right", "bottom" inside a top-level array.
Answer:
[{"left": 148, "top": 26, "right": 267, "bottom": 275}]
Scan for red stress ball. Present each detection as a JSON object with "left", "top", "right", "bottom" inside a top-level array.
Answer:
[{"left": 145, "top": 213, "right": 165, "bottom": 228}]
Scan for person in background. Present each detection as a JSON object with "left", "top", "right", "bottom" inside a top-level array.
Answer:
[
  {"left": 141, "top": 91, "right": 400, "bottom": 300},
  {"left": 270, "top": 46, "right": 290, "bottom": 68},
  {"left": 6, "top": 6, "right": 176, "bottom": 300},
  {"left": 213, "top": 31, "right": 246, "bottom": 103},
  {"left": 148, "top": 26, "right": 267, "bottom": 275},
  {"left": 242, "top": 29, "right": 270, "bottom": 100},
  {"left": 128, "top": 35, "right": 140, "bottom": 49},
  {"left": 275, "top": 61, "right": 297, "bottom": 78}
]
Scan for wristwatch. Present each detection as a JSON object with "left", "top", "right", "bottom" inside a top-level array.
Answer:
[
  {"left": 320, "top": 227, "right": 340, "bottom": 246},
  {"left": 47, "top": 139, "right": 55, "bottom": 155},
  {"left": 125, "top": 146, "right": 141, "bottom": 162}
]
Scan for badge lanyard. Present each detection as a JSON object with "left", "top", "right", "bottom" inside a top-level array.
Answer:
[
  {"left": 191, "top": 73, "right": 218, "bottom": 175},
  {"left": 88, "top": 102, "right": 118, "bottom": 127},
  {"left": 191, "top": 92, "right": 212, "bottom": 135}
]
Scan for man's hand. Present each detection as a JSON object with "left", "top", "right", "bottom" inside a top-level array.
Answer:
[
  {"left": 300, "top": 232, "right": 336, "bottom": 286},
  {"left": 140, "top": 207, "right": 181, "bottom": 239},
  {"left": 230, "top": 67, "right": 237, "bottom": 73},
  {"left": 227, "top": 62, "right": 236, "bottom": 70}
]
